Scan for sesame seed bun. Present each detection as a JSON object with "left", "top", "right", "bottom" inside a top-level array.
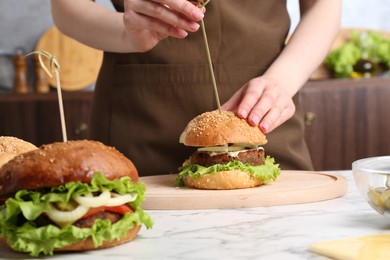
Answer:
[
  {"left": 179, "top": 110, "right": 267, "bottom": 147},
  {"left": 0, "top": 136, "right": 37, "bottom": 168}
]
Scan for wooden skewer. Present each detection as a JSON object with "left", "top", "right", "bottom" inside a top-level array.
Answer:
[
  {"left": 27, "top": 51, "right": 68, "bottom": 142},
  {"left": 197, "top": 0, "right": 221, "bottom": 113},
  {"left": 200, "top": 19, "right": 221, "bottom": 113}
]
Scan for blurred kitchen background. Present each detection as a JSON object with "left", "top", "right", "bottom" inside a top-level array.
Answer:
[
  {"left": 0, "top": 0, "right": 113, "bottom": 92},
  {"left": 1, "top": 0, "right": 390, "bottom": 171},
  {"left": 1, "top": 0, "right": 390, "bottom": 91}
]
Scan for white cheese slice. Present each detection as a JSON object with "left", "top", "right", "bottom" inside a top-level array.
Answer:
[{"left": 309, "top": 234, "right": 390, "bottom": 260}]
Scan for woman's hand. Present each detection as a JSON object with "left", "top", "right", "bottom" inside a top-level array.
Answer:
[
  {"left": 123, "top": 0, "right": 204, "bottom": 52},
  {"left": 222, "top": 77, "right": 296, "bottom": 134},
  {"left": 222, "top": 0, "right": 341, "bottom": 134}
]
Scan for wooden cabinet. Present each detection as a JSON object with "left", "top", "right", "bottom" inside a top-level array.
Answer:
[
  {"left": 300, "top": 78, "right": 390, "bottom": 171},
  {"left": 2, "top": 79, "right": 390, "bottom": 171},
  {"left": 0, "top": 92, "right": 94, "bottom": 146}
]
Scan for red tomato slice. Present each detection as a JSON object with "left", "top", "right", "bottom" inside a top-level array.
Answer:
[{"left": 80, "top": 204, "right": 133, "bottom": 219}]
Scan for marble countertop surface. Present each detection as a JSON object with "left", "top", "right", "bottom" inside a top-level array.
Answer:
[{"left": 1, "top": 170, "right": 389, "bottom": 260}]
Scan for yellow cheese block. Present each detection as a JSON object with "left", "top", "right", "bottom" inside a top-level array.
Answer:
[{"left": 309, "top": 234, "right": 390, "bottom": 260}]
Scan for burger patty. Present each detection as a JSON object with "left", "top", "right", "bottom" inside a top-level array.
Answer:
[
  {"left": 73, "top": 211, "right": 122, "bottom": 228},
  {"left": 190, "top": 149, "right": 265, "bottom": 167}
]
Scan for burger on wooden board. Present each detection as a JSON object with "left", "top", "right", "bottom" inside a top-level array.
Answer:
[
  {"left": 0, "top": 140, "right": 153, "bottom": 256},
  {"left": 176, "top": 110, "right": 280, "bottom": 189}
]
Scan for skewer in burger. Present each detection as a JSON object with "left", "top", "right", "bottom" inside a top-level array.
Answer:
[
  {"left": 176, "top": 110, "right": 280, "bottom": 190},
  {"left": 0, "top": 140, "right": 153, "bottom": 256}
]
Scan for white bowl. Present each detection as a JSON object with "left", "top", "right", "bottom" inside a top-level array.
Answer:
[{"left": 352, "top": 156, "right": 390, "bottom": 217}]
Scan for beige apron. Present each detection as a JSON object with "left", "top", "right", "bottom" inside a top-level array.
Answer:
[{"left": 89, "top": 0, "right": 314, "bottom": 176}]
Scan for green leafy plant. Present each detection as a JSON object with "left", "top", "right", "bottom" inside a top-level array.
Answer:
[{"left": 325, "top": 30, "right": 390, "bottom": 78}]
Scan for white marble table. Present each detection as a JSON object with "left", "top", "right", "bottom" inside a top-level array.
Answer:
[{"left": 1, "top": 171, "right": 389, "bottom": 260}]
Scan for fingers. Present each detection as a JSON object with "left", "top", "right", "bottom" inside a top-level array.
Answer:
[
  {"left": 236, "top": 78, "right": 266, "bottom": 121},
  {"left": 123, "top": 8, "right": 187, "bottom": 40},
  {"left": 125, "top": 0, "right": 202, "bottom": 36},
  {"left": 245, "top": 81, "right": 278, "bottom": 126},
  {"left": 231, "top": 77, "right": 295, "bottom": 134},
  {"left": 258, "top": 99, "right": 295, "bottom": 133},
  {"left": 152, "top": 0, "right": 204, "bottom": 20},
  {"left": 221, "top": 87, "right": 244, "bottom": 112}
]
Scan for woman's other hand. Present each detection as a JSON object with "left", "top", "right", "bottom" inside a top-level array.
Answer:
[
  {"left": 221, "top": 76, "right": 295, "bottom": 134},
  {"left": 222, "top": 0, "right": 341, "bottom": 134}
]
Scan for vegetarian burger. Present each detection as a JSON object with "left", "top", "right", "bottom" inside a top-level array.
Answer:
[
  {"left": 176, "top": 110, "right": 280, "bottom": 190},
  {"left": 0, "top": 140, "right": 153, "bottom": 256}
]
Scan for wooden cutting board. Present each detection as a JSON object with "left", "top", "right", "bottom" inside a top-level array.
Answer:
[
  {"left": 35, "top": 26, "right": 103, "bottom": 91},
  {"left": 140, "top": 170, "right": 347, "bottom": 210}
]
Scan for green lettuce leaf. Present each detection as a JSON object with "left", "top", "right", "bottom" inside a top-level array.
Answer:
[
  {"left": 325, "top": 42, "right": 361, "bottom": 78},
  {"left": 0, "top": 172, "right": 153, "bottom": 256},
  {"left": 175, "top": 156, "right": 280, "bottom": 186}
]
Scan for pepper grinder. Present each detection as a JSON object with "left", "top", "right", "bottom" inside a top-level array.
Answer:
[
  {"left": 33, "top": 54, "right": 50, "bottom": 93},
  {"left": 13, "top": 49, "right": 30, "bottom": 94}
]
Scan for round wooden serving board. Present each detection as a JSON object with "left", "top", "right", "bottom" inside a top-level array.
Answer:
[
  {"left": 35, "top": 26, "right": 103, "bottom": 91},
  {"left": 140, "top": 170, "right": 348, "bottom": 210}
]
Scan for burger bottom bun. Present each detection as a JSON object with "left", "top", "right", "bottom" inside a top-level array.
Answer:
[
  {"left": 184, "top": 170, "right": 263, "bottom": 190},
  {"left": 59, "top": 225, "right": 141, "bottom": 252},
  {"left": 0, "top": 225, "right": 141, "bottom": 254}
]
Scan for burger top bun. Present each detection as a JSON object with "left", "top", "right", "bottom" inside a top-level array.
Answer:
[
  {"left": 179, "top": 110, "right": 267, "bottom": 147},
  {"left": 0, "top": 136, "right": 37, "bottom": 168},
  {"left": 0, "top": 140, "right": 138, "bottom": 198}
]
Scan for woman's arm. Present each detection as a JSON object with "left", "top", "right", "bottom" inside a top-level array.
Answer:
[
  {"left": 50, "top": 0, "right": 203, "bottom": 53},
  {"left": 222, "top": 0, "right": 342, "bottom": 133},
  {"left": 265, "top": 0, "right": 341, "bottom": 96}
]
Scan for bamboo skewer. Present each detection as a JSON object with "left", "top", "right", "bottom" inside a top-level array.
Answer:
[
  {"left": 27, "top": 51, "right": 68, "bottom": 142},
  {"left": 197, "top": 0, "right": 221, "bottom": 113}
]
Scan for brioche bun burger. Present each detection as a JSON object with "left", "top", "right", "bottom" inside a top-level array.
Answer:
[
  {"left": 176, "top": 110, "right": 280, "bottom": 190},
  {"left": 0, "top": 140, "right": 153, "bottom": 256}
]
